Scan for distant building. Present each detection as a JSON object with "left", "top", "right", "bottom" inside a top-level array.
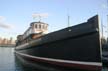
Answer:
[
  {"left": 2, "top": 38, "right": 7, "bottom": 45},
  {"left": 9, "top": 37, "right": 13, "bottom": 44},
  {"left": 0, "top": 37, "right": 15, "bottom": 46},
  {"left": 0, "top": 37, "right": 2, "bottom": 45}
]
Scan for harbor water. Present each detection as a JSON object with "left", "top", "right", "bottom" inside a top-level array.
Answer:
[{"left": 0, "top": 47, "right": 107, "bottom": 71}]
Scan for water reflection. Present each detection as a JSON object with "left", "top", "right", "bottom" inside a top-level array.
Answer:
[{"left": 0, "top": 47, "right": 16, "bottom": 71}]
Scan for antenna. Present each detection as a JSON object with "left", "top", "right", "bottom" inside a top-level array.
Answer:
[
  {"left": 32, "top": 13, "right": 48, "bottom": 22},
  {"left": 107, "top": 0, "right": 108, "bottom": 38},
  {"left": 107, "top": 15, "right": 108, "bottom": 38},
  {"left": 68, "top": 14, "right": 70, "bottom": 27},
  {"left": 101, "top": 18, "right": 103, "bottom": 39},
  {"left": 67, "top": 9, "right": 70, "bottom": 27},
  {"left": 67, "top": 9, "right": 72, "bottom": 32}
]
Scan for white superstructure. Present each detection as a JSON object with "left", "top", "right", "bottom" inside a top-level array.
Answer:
[{"left": 23, "top": 21, "right": 48, "bottom": 40}]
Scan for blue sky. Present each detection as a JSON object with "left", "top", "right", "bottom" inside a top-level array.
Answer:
[{"left": 0, "top": 0, "right": 107, "bottom": 39}]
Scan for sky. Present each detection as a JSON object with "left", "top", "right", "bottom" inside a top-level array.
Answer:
[{"left": 0, "top": 0, "right": 108, "bottom": 40}]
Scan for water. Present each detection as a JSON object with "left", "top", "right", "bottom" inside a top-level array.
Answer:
[{"left": 0, "top": 47, "right": 107, "bottom": 71}]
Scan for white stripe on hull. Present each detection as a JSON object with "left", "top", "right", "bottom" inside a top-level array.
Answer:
[{"left": 15, "top": 51, "right": 102, "bottom": 66}]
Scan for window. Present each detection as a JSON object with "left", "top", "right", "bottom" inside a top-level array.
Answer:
[
  {"left": 35, "top": 25, "right": 37, "bottom": 28},
  {"left": 39, "top": 24, "right": 41, "bottom": 29}
]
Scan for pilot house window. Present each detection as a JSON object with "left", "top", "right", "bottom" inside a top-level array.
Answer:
[
  {"left": 35, "top": 25, "right": 37, "bottom": 28},
  {"left": 39, "top": 24, "right": 41, "bottom": 29}
]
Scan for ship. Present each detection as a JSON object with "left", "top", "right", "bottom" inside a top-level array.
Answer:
[{"left": 15, "top": 15, "right": 102, "bottom": 71}]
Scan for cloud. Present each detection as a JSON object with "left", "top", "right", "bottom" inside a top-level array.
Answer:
[
  {"left": 0, "top": 16, "right": 6, "bottom": 21},
  {"left": 0, "top": 16, "right": 14, "bottom": 30},
  {"left": 0, "top": 22, "right": 14, "bottom": 29}
]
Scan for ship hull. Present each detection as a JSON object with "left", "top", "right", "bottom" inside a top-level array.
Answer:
[
  {"left": 15, "top": 15, "right": 102, "bottom": 71},
  {"left": 15, "top": 51, "right": 102, "bottom": 71}
]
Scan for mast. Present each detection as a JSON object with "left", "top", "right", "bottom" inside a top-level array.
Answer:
[
  {"left": 67, "top": 8, "right": 70, "bottom": 28},
  {"left": 106, "top": 15, "right": 108, "bottom": 41},
  {"left": 107, "top": 0, "right": 108, "bottom": 41},
  {"left": 101, "top": 18, "right": 104, "bottom": 39},
  {"left": 68, "top": 14, "right": 70, "bottom": 27}
]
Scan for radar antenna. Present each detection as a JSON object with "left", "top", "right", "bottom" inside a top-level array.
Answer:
[{"left": 32, "top": 13, "right": 48, "bottom": 22}]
